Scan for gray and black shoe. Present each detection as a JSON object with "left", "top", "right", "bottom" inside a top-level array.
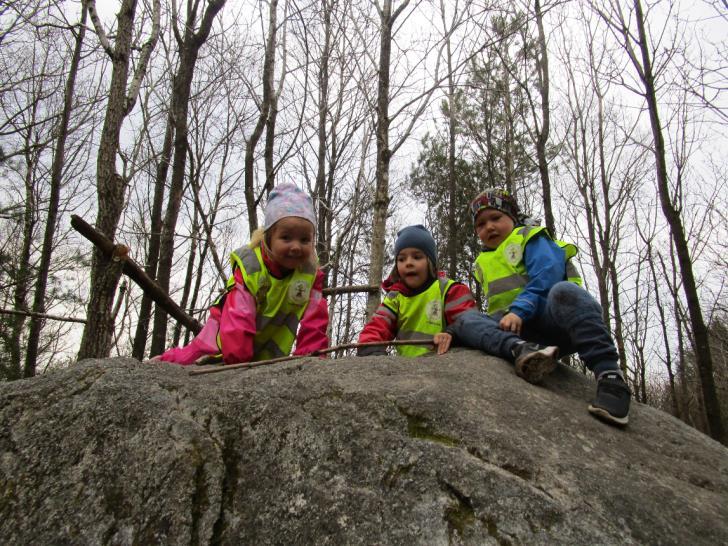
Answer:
[
  {"left": 512, "top": 342, "right": 559, "bottom": 384},
  {"left": 588, "top": 371, "right": 631, "bottom": 426}
]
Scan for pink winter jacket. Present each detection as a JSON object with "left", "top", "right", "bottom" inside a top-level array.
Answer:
[{"left": 158, "top": 249, "right": 329, "bottom": 365}]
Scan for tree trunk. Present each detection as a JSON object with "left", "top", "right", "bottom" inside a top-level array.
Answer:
[
  {"left": 648, "top": 247, "right": 679, "bottom": 418},
  {"left": 150, "top": 56, "right": 196, "bottom": 356},
  {"left": 25, "top": 7, "right": 87, "bottom": 376},
  {"left": 632, "top": 0, "right": 725, "bottom": 443},
  {"left": 366, "top": 0, "right": 411, "bottom": 318},
  {"left": 149, "top": 0, "right": 226, "bottom": 357},
  {"left": 441, "top": 0, "right": 457, "bottom": 278},
  {"left": 533, "top": 0, "right": 555, "bottom": 235},
  {"left": 173, "top": 212, "right": 198, "bottom": 346},
  {"left": 244, "top": 0, "right": 277, "bottom": 235},
  {"left": 9, "top": 142, "right": 37, "bottom": 379},
  {"left": 78, "top": 0, "right": 159, "bottom": 360},
  {"left": 131, "top": 113, "right": 173, "bottom": 360},
  {"left": 315, "top": 1, "right": 332, "bottom": 284}
]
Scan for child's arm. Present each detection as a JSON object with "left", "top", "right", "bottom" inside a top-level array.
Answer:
[
  {"left": 218, "top": 269, "right": 257, "bottom": 364},
  {"left": 153, "top": 305, "right": 223, "bottom": 365},
  {"left": 357, "top": 301, "right": 398, "bottom": 356},
  {"left": 508, "top": 234, "right": 566, "bottom": 322},
  {"left": 294, "top": 269, "right": 329, "bottom": 356}
]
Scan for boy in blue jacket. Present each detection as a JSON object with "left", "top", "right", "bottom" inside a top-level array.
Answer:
[{"left": 449, "top": 188, "right": 631, "bottom": 426}]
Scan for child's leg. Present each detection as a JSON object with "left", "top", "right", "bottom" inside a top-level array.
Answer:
[
  {"left": 538, "top": 282, "right": 631, "bottom": 425},
  {"left": 449, "top": 310, "right": 521, "bottom": 359},
  {"left": 538, "top": 282, "right": 619, "bottom": 375},
  {"left": 451, "top": 310, "right": 559, "bottom": 382}
]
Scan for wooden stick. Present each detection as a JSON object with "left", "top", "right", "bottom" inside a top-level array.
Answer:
[
  {"left": 322, "top": 284, "right": 380, "bottom": 296},
  {"left": 188, "top": 339, "right": 434, "bottom": 376},
  {"left": 0, "top": 308, "right": 87, "bottom": 324},
  {"left": 71, "top": 214, "right": 202, "bottom": 334}
]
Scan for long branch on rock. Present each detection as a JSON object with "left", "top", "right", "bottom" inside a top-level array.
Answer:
[
  {"left": 71, "top": 214, "right": 202, "bottom": 334},
  {"left": 187, "top": 339, "right": 435, "bottom": 376}
]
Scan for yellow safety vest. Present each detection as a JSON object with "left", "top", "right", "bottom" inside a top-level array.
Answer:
[
  {"left": 473, "top": 226, "right": 582, "bottom": 315},
  {"left": 382, "top": 277, "right": 455, "bottom": 357},
  {"left": 221, "top": 245, "right": 316, "bottom": 361}
]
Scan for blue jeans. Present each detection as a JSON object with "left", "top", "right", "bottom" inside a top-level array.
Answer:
[{"left": 450, "top": 282, "right": 619, "bottom": 377}]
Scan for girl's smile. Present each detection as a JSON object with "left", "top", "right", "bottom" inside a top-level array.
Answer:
[{"left": 268, "top": 217, "right": 314, "bottom": 270}]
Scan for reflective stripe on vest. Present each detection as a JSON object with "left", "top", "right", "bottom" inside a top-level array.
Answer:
[
  {"left": 382, "top": 277, "right": 454, "bottom": 357},
  {"left": 223, "top": 245, "right": 315, "bottom": 361},
  {"left": 474, "top": 226, "right": 582, "bottom": 314}
]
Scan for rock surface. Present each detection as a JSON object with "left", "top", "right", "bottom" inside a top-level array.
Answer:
[{"left": 1, "top": 351, "right": 727, "bottom": 545}]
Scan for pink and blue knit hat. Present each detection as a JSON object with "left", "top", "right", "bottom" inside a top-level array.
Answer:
[{"left": 263, "top": 183, "right": 316, "bottom": 230}]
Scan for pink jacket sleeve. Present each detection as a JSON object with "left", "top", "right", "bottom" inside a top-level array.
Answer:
[
  {"left": 219, "top": 269, "right": 257, "bottom": 364},
  {"left": 156, "top": 305, "right": 223, "bottom": 366},
  {"left": 293, "top": 269, "right": 330, "bottom": 355}
]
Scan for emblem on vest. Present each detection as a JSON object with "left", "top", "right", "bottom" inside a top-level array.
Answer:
[
  {"left": 504, "top": 243, "right": 522, "bottom": 266},
  {"left": 288, "top": 280, "right": 309, "bottom": 305},
  {"left": 425, "top": 300, "right": 442, "bottom": 324}
]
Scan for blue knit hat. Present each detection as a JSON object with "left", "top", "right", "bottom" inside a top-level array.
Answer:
[{"left": 394, "top": 225, "right": 437, "bottom": 268}]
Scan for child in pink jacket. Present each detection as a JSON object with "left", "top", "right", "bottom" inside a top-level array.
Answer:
[{"left": 153, "top": 183, "right": 329, "bottom": 365}]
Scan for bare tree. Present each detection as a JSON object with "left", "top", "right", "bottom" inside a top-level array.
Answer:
[
  {"left": 77, "top": 0, "right": 160, "bottom": 359},
  {"left": 149, "top": 0, "right": 227, "bottom": 357},
  {"left": 531, "top": 0, "right": 555, "bottom": 234},
  {"left": 242, "top": 0, "right": 279, "bottom": 235},
  {"left": 24, "top": 6, "right": 88, "bottom": 377},
  {"left": 363, "top": 0, "right": 441, "bottom": 317},
  {"left": 594, "top": 0, "right": 725, "bottom": 443}
]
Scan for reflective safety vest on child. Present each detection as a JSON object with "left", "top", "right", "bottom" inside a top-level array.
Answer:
[
  {"left": 474, "top": 226, "right": 582, "bottom": 315},
  {"left": 383, "top": 277, "right": 455, "bottom": 357},
  {"left": 219, "top": 245, "right": 316, "bottom": 361}
]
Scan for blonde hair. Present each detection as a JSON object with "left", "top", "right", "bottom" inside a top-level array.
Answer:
[{"left": 248, "top": 224, "right": 319, "bottom": 270}]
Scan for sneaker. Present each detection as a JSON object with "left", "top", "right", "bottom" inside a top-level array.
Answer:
[
  {"left": 512, "top": 342, "right": 559, "bottom": 384},
  {"left": 588, "top": 372, "right": 631, "bottom": 426}
]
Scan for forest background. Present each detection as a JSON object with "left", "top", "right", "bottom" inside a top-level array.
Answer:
[{"left": 1, "top": 0, "right": 726, "bottom": 444}]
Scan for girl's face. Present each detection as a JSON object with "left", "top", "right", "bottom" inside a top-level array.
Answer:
[
  {"left": 396, "top": 247, "right": 430, "bottom": 290},
  {"left": 268, "top": 217, "right": 314, "bottom": 270},
  {"left": 474, "top": 208, "right": 515, "bottom": 249}
]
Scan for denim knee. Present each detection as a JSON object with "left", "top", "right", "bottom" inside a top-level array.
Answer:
[{"left": 547, "top": 282, "right": 602, "bottom": 325}]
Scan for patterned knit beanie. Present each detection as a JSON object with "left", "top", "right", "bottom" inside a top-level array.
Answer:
[
  {"left": 469, "top": 187, "right": 521, "bottom": 224},
  {"left": 263, "top": 183, "right": 316, "bottom": 230},
  {"left": 394, "top": 225, "right": 437, "bottom": 269}
]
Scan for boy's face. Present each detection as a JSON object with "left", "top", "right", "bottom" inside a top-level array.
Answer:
[
  {"left": 268, "top": 217, "right": 314, "bottom": 269},
  {"left": 474, "top": 208, "right": 515, "bottom": 249},
  {"left": 396, "top": 247, "right": 430, "bottom": 290}
]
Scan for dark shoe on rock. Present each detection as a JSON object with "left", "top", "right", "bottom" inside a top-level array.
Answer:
[
  {"left": 512, "top": 342, "right": 559, "bottom": 384},
  {"left": 588, "top": 371, "right": 631, "bottom": 426}
]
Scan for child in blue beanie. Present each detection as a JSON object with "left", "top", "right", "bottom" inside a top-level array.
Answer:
[
  {"left": 358, "top": 225, "right": 477, "bottom": 357},
  {"left": 449, "top": 188, "right": 631, "bottom": 426}
]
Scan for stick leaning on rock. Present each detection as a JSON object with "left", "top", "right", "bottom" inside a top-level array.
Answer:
[{"left": 187, "top": 339, "right": 434, "bottom": 376}]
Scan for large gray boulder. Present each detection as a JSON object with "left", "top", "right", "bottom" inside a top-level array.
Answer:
[{"left": 1, "top": 351, "right": 726, "bottom": 545}]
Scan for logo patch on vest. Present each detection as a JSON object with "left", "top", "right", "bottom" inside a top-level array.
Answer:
[
  {"left": 425, "top": 300, "right": 442, "bottom": 324},
  {"left": 288, "top": 280, "right": 309, "bottom": 305},
  {"left": 504, "top": 243, "right": 522, "bottom": 266}
]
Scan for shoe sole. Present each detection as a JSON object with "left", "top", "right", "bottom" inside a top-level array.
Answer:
[
  {"left": 588, "top": 404, "right": 629, "bottom": 426},
  {"left": 514, "top": 346, "right": 558, "bottom": 384}
]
